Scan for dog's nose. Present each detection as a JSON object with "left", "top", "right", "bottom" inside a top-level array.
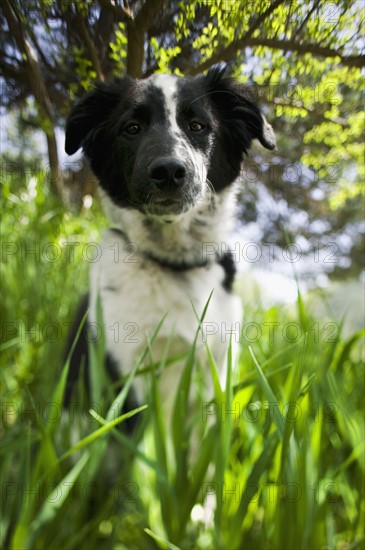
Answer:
[{"left": 148, "top": 157, "right": 186, "bottom": 189}]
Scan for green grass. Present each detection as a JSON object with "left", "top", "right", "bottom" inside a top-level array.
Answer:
[{"left": 1, "top": 176, "right": 364, "bottom": 549}]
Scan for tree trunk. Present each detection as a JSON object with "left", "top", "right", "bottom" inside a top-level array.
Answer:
[
  {"left": 126, "top": 23, "right": 145, "bottom": 78},
  {"left": 3, "top": 0, "right": 63, "bottom": 197},
  {"left": 126, "top": 0, "right": 165, "bottom": 78},
  {"left": 46, "top": 132, "right": 63, "bottom": 196}
]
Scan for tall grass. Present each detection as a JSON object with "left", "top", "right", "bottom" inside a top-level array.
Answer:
[{"left": 1, "top": 175, "right": 364, "bottom": 549}]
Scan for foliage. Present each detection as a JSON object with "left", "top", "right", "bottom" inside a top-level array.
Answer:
[
  {"left": 0, "top": 171, "right": 106, "bottom": 400},
  {"left": 1, "top": 174, "right": 364, "bottom": 549},
  {"left": 109, "top": 22, "right": 128, "bottom": 76}
]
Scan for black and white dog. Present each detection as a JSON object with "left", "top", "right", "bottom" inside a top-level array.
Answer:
[{"left": 65, "top": 67, "right": 275, "bottom": 413}]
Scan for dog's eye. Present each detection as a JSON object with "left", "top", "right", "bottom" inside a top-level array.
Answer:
[
  {"left": 124, "top": 123, "right": 142, "bottom": 135},
  {"left": 189, "top": 121, "right": 205, "bottom": 132}
]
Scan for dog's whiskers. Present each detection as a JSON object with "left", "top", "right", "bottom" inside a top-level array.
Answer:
[{"left": 205, "top": 178, "right": 216, "bottom": 196}]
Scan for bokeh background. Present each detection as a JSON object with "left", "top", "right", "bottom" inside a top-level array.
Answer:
[{"left": 1, "top": 1, "right": 364, "bottom": 549}]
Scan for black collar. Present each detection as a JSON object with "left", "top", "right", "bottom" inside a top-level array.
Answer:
[
  {"left": 110, "top": 227, "right": 236, "bottom": 290},
  {"left": 110, "top": 227, "right": 209, "bottom": 271},
  {"left": 145, "top": 252, "right": 208, "bottom": 271}
]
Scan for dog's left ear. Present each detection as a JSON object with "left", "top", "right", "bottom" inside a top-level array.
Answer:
[
  {"left": 205, "top": 66, "right": 276, "bottom": 151},
  {"left": 65, "top": 79, "right": 129, "bottom": 156},
  {"left": 257, "top": 114, "right": 276, "bottom": 150}
]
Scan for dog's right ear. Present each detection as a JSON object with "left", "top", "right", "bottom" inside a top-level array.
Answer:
[{"left": 65, "top": 81, "right": 127, "bottom": 155}]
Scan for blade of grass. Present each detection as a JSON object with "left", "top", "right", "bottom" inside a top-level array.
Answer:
[
  {"left": 10, "top": 423, "right": 33, "bottom": 550},
  {"left": 215, "top": 337, "right": 234, "bottom": 543},
  {"left": 47, "top": 310, "right": 88, "bottom": 434},
  {"left": 336, "top": 441, "right": 365, "bottom": 475},
  {"left": 27, "top": 451, "right": 91, "bottom": 544},
  {"left": 9, "top": 390, "right": 60, "bottom": 548},
  {"left": 167, "top": 291, "right": 215, "bottom": 540},
  {"left": 147, "top": 331, "right": 179, "bottom": 538},
  {"left": 234, "top": 362, "right": 293, "bottom": 393},
  {"left": 105, "top": 312, "right": 169, "bottom": 424},
  {"left": 171, "top": 344, "right": 195, "bottom": 503},
  {"left": 89, "top": 293, "right": 107, "bottom": 406},
  {"left": 230, "top": 430, "right": 279, "bottom": 548},
  {"left": 330, "top": 328, "right": 364, "bottom": 372},
  {"left": 223, "top": 336, "right": 234, "bottom": 458},
  {"left": 91, "top": 412, "right": 168, "bottom": 484},
  {"left": 206, "top": 343, "right": 224, "bottom": 403},
  {"left": 279, "top": 334, "right": 306, "bottom": 480},
  {"left": 172, "top": 290, "right": 215, "bottom": 441},
  {"left": 181, "top": 425, "right": 219, "bottom": 527},
  {"left": 21, "top": 387, "right": 59, "bottom": 472},
  {"left": 59, "top": 405, "right": 148, "bottom": 462},
  {"left": 114, "top": 351, "right": 188, "bottom": 385},
  {"left": 249, "top": 346, "right": 285, "bottom": 439},
  {"left": 0, "top": 336, "right": 20, "bottom": 352},
  {"left": 85, "top": 314, "right": 170, "bottom": 495},
  {"left": 234, "top": 342, "right": 304, "bottom": 395},
  {"left": 144, "top": 528, "right": 181, "bottom": 550}
]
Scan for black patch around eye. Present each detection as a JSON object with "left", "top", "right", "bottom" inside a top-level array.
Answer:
[
  {"left": 124, "top": 123, "right": 142, "bottom": 135},
  {"left": 113, "top": 103, "right": 152, "bottom": 136}
]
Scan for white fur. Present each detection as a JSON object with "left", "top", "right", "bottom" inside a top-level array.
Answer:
[
  {"left": 89, "top": 222, "right": 242, "bottom": 406},
  {"left": 150, "top": 74, "right": 209, "bottom": 199},
  {"left": 99, "top": 184, "right": 238, "bottom": 264},
  {"left": 150, "top": 74, "right": 180, "bottom": 136},
  {"left": 92, "top": 184, "right": 242, "bottom": 404}
]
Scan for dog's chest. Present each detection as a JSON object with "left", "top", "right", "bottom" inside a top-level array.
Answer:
[{"left": 89, "top": 229, "right": 242, "bottom": 399}]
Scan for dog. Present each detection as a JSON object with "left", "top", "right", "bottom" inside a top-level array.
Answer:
[{"left": 64, "top": 66, "right": 275, "bottom": 420}]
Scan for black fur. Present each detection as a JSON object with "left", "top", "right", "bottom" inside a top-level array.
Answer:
[{"left": 65, "top": 67, "right": 275, "bottom": 208}]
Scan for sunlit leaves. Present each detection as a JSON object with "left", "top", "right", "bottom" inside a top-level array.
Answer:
[
  {"left": 72, "top": 46, "right": 97, "bottom": 92},
  {"left": 192, "top": 22, "right": 219, "bottom": 62},
  {"left": 150, "top": 37, "right": 182, "bottom": 74},
  {"left": 109, "top": 22, "right": 128, "bottom": 74}
]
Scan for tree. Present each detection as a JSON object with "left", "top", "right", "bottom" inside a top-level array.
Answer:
[{"left": 1, "top": 0, "right": 364, "bottom": 278}]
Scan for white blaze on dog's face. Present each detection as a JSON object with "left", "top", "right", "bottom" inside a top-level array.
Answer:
[
  {"left": 150, "top": 73, "right": 209, "bottom": 204},
  {"left": 65, "top": 67, "right": 276, "bottom": 222}
]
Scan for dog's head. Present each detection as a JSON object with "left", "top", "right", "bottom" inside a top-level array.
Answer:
[{"left": 65, "top": 67, "right": 275, "bottom": 218}]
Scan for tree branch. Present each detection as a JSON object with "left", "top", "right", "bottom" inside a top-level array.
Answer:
[
  {"left": 97, "top": 0, "right": 133, "bottom": 22},
  {"left": 186, "top": 0, "right": 364, "bottom": 75},
  {"left": 249, "top": 38, "right": 365, "bottom": 68},
  {"left": 0, "top": 59, "right": 27, "bottom": 83},
  {"left": 126, "top": 0, "right": 165, "bottom": 78},
  {"left": 96, "top": 0, "right": 165, "bottom": 78},
  {"left": 186, "top": 0, "right": 286, "bottom": 74},
  {"left": 269, "top": 97, "right": 348, "bottom": 127},
  {"left": 188, "top": 34, "right": 365, "bottom": 75},
  {"left": 75, "top": 8, "right": 105, "bottom": 81},
  {"left": 95, "top": 8, "right": 115, "bottom": 78},
  {"left": 291, "top": 0, "right": 321, "bottom": 41},
  {"left": 3, "top": 0, "right": 63, "bottom": 195},
  {"left": 134, "top": 0, "right": 165, "bottom": 34},
  {"left": 243, "top": 0, "right": 287, "bottom": 42}
]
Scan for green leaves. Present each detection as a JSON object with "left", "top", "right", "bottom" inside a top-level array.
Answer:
[{"left": 110, "top": 22, "right": 128, "bottom": 74}]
